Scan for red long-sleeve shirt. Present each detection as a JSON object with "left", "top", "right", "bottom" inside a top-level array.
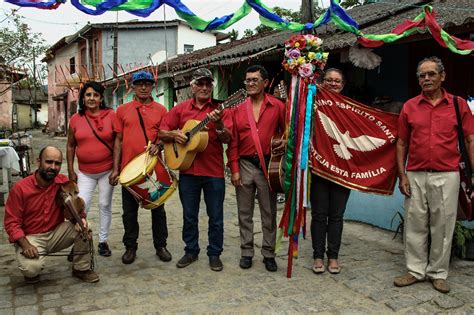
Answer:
[
  {"left": 227, "top": 94, "right": 286, "bottom": 173},
  {"left": 4, "top": 173, "right": 69, "bottom": 243}
]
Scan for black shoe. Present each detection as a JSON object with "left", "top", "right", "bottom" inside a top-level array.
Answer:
[
  {"left": 263, "top": 257, "right": 277, "bottom": 272},
  {"left": 24, "top": 275, "right": 40, "bottom": 284},
  {"left": 176, "top": 254, "right": 198, "bottom": 268},
  {"left": 98, "top": 242, "right": 112, "bottom": 257},
  {"left": 239, "top": 256, "right": 252, "bottom": 269},
  {"left": 122, "top": 248, "right": 137, "bottom": 264},
  {"left": 209, "top": 256, "right": 223, "bottom": 272},
  {"left": 67, "top": 247, "right": 74, "bottom": 262},
  {"left": 156, "top": 247, "right": 172, "bottom": 262}
]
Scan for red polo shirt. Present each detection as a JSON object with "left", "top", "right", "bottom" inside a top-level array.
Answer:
[
  {"left": 398, "top": 90, "right": 474, "bottom": 171},
  {"left": 160, "top": 98, "right": 233, "bottom": 178},
  {"left": 4, "top": 173, "right": 69, "bottom": 243},
  {"left": 227, "top": 94, "right": 286, "bottom": 173},
  {"left": 113, "top": 100, "right": 167, "bottom": 169},
  {"left": 69, "top": 109, "right": 115, "bottom": 174}
]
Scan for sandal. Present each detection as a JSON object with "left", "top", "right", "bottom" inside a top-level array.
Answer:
[
  {"left": 312, "top": 259, "right": 325, "bottom": 274},
  {"left": 328, "top": 265, "right": 341, "bottom": 274},
  {"left": 328, "top": 259, "right": 341, "bottom": 274}
]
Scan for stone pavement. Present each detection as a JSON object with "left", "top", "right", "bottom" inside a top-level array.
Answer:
[{"left": 0, "top": 130, "right": 473, "bottom": 314}]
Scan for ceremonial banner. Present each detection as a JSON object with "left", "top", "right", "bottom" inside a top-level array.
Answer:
[{"left": 310, "top": 87, "right": 399, "bottom": 195}]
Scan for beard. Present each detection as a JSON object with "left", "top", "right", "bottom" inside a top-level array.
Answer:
[{"left": 38, "top": 167, "right": 58, "bottom": 181}]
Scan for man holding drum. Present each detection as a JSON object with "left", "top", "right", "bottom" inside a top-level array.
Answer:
[
  {"left": 109, "top": 70, "right": 172, "bottom": 265},
  {"left": 159, "top": 68, "right": 233, "bottom": 272}
]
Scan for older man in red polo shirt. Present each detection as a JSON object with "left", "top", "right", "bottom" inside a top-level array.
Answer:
[
  {"left": 394, "top": 56, "right": 474, "bottom": 293},
  {"left": 159, "top": 68, "right": 232, "bottom": 272},
  {"left": 227, "top": 65, "right": 285, "bottom": 272},
  {"left": 4, "top": 146, "right": 98, "bottom": 284},
  {"left": 109, "top": 70, "right": 171, "bottom": 265}
]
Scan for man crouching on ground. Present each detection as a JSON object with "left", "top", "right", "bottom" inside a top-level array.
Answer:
[{"left": 4, "top": 146, "right": 99, "bottom": 284}]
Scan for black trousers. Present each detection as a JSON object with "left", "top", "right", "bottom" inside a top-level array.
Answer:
[
  {"left": 310, "top": 174, "right": 350, "bottom": 259},
  {"left": 121, "top": 187, "right": 168, "bottom": 250}
]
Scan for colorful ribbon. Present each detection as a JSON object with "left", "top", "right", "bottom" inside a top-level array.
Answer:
[{"left": 6, "top": 0, "right": 473, "bottom": 54}]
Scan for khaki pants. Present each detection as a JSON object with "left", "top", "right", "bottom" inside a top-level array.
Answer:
[
  {"left": 236, "top": 159, "right": 277, "bottom": 258},
  {"left": 15, "top": 221, "right": 92, "bottom": 278},
  {"left": 404, "top": 171, "right": 459, "bottom": 280}
]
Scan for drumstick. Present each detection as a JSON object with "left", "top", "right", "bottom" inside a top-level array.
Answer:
[{"left": 143, "top": 141, "right": 151, "bottom": 176}]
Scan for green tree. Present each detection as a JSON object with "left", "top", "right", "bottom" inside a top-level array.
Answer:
[
  {"left": 255, "top": 6, "right": 302, "bottom": 34},
  {"left": 0, "top": 10, "right": 47, "bottom": 67},
  {"left": 229, "top": 29, "right": 239, "bottom": 41},
  {"left": 243, "top": 29, "right": 255, "bottom": 38},
  {"left": 340, "top": 0, "right": 373, "bottom": 9}
]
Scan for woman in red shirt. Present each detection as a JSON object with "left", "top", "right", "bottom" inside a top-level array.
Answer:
[{"left": 67, "top": 81, "right": 116, "bottom": 257}]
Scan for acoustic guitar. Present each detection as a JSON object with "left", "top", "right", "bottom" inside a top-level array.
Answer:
[
  {"left": 267, "top": 80, "right": 288, "bottom": 193},
  {"left": 164, "top": 89, "right": 247, "bottom": 171}
]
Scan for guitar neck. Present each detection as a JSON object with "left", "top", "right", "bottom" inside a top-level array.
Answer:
[{"left": 187, "top": 103, "right": 225, "bottom": 138}]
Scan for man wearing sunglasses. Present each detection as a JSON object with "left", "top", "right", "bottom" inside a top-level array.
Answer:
[
  {"left": 159, "top": 68, "right": 233, "bottom": 272},
  {"left": 395, "top": 56, "right": 474, "bottom": 293}
]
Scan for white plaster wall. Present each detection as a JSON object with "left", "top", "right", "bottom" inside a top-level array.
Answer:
[
  {"left": 37, "top": 102, "right": 48, "bottom": 125},
  {"left": 0, "top": 81, "right": 12, "bottom": 129},
  {"left": 176, "top": 25, "right": 216, "bottom": 54}
]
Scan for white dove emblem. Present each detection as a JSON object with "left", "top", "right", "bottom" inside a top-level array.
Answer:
[
  {"left": 137, "top": 171, "right": 162, "bottom": 196},
  {"left": 317, "top": 110, "right": 386, "bottom": 160}
]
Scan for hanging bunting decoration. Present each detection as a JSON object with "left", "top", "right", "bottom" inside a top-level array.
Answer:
[
  {"left": 277, "top": 34, "right": 328, "bottom": 278},
  {"left": 5, "top": 0, "right": 473, "bottom": 54}
]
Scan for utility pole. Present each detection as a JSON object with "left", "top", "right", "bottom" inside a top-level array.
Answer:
[
  {"left": 32, "top": 47, "right": 38, "bottom": 128},
  {"left": 113, "top": 12, "right": 118, "bottom": 78},
  {"left": 301, "top": 0, "right": 315, "bottom": 24}
]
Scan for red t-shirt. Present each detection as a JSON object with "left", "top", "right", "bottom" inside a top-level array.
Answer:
[
  {"left": 160, "top": 98, "right": 233, "bottom": 178},
  {"left": 69, "top": 109, "right": 115, "bottom": 174},
  {"left": 227, "top": 94, "right": 286, "bottom": 173},
  {"left": 398, "top": 90, "right": 474, "bottom": 171},
  {"left": 113, "top": 100, "right": 168, "bottom": 169},
  {"left": 4, "top": 173, "right": 69, "bottom": 243}
]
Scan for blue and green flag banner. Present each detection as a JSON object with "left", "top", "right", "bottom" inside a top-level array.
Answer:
[{"left": 5, "top": 0, "right": 473, "bottom": 55}]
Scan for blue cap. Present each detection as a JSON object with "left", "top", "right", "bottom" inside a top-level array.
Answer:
[{"left": 132, "top": 71, "right": 154, "bottom": 84}]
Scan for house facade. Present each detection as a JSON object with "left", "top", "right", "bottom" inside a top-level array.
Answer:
[
  {"left": 43, "top": 20, "right": 223, "bottom": 133},
  {"left": 114, "top": 0, "right": 471, "bottom": 231}
]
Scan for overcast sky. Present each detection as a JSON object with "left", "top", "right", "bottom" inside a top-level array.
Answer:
[{"left": 1, "top": 0, "right": 331, "bottom": 47}]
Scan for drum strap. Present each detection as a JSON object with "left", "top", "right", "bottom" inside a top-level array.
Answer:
[
  {"left": 136, "top": 108, "right": 160, "bottom": 145},
  {"left": 84, "top": 114, "right": 113, "bottom": 152}
]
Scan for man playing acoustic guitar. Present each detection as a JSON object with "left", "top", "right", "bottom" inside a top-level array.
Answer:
[
  {"left": 159, "top": 68, "right": 233, "bottom": 272},
  {"left": 227, "top": 65, "right": 286, "bottom": 272},
  {"left": 4, "top": 146, "right": 99, "bottom": 284}
]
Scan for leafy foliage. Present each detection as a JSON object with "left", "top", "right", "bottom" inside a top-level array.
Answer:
[
  {"left": 0, "top": 10, "right": 47, "bottom": 66},
  {"left": 453, "top": 222, "right": 474, "bottom": 259},
  {"left": 340, "top": 0, "right": 373, "bottom": 9}
]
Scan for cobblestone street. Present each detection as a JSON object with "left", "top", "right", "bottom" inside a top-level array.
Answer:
[{"left": 0, "top": 130, "right": 473, "bottom": 314}]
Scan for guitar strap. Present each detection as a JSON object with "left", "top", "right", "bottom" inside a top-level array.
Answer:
[
  {"left": 246, "top": 99, "right": 269, "bottom": 180},
  {"left": 84, "top": 114, "right": 113, "bottom": 153},
  {"left": 453, "top": 96, "right": 472, "bottom": 192}
]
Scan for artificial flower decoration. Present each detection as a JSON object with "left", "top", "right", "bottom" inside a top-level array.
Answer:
[{"left": 283, "top": 34, "right": 329, "bottom": 81}]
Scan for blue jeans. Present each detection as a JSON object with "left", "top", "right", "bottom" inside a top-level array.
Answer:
[{"left": 178, "top": 174, "right": 225, "bottom": 257}]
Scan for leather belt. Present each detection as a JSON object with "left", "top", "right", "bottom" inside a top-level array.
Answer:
[
  {"left": 420, "top": 169, "right": 444, "bottom": 172},
  {"left": 240, "top": 155, "right": 270, "bottom": 170}
]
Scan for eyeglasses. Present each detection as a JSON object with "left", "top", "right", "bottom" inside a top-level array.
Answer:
[
  {"left": 417, "top": 71, "right": 439, "bottom": 79},
  {"left": 243, "top": 78, "right": 263, "bottom": 85},
  {"left": 323, "top": 78, "right": 343, "bottom": 84}
]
